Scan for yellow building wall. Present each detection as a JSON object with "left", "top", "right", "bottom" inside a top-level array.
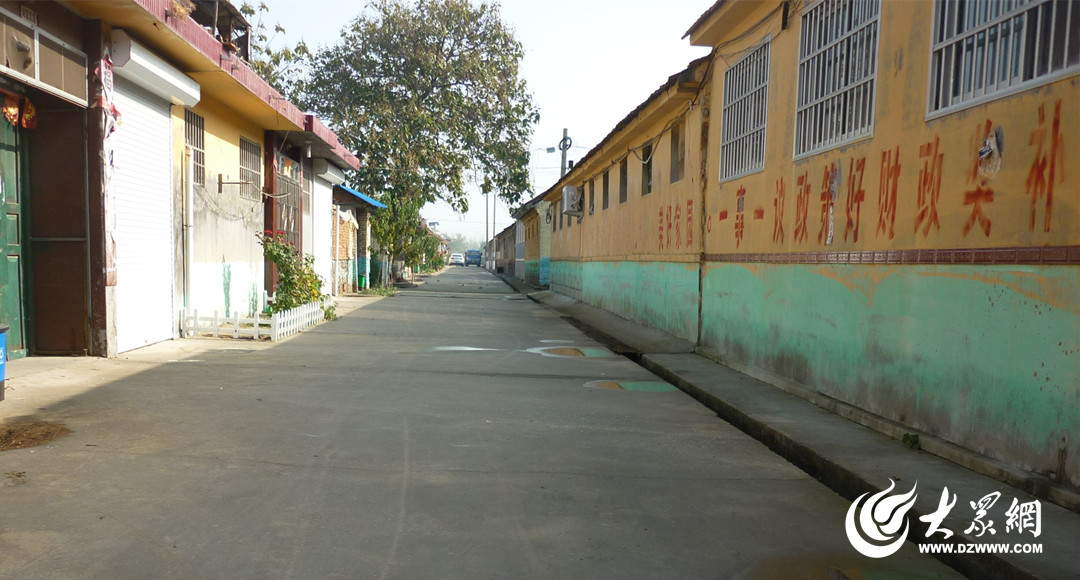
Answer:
[
  {"left": 553, "top": 110, "right": 705, "bottom": 265},
  {"left": 705, "top": 1, "right": 1077, "bottom": 256},
  {"left": 696, "top": 0, "right": 1080, "bottom": 487},
  {"left": 173, "top": 96, "right": 268, "bottom": 317}
]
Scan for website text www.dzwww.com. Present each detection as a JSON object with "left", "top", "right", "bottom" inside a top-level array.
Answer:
[{"left": 918, "top": 543, "right": 1044, "bottom": 555}]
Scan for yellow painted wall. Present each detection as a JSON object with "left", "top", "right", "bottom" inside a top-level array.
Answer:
[
  {"left": 691, "top": 0, "right": 1080, "bottom": 486},
  {"left": 704, "top": 1, "right": 1078, "bottom": 256},
  {"left": 548, "top": 92, "right": 707, "bottom": 265},
  {"left": 173, "top": 95, "right": 268, "bottom": 316}
]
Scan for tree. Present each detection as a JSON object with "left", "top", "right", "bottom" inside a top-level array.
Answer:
[
  {"left": 299, "top": 0, "right": 539, "bottom": 274},
  {"left": 446, "top": 234, "right": 482, "bottom": 254},
  {"left": 368, "top": 194, "right": 429, "bottom": 274},
  {"left": 240, "top": 2, "right": 310, "bottom": 100}
]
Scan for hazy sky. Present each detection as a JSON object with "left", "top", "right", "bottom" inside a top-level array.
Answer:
[{"left": 259, "top": 0, "right": 713, "bottom": 242}]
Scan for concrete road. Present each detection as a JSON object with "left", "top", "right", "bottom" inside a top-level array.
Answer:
[{"left": 1, "top": 267, "right": 963, "bottom": 579}]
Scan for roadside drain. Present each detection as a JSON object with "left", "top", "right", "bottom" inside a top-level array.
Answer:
[{"left": 585, "top": 380, "right": 678, "bottom": 393}]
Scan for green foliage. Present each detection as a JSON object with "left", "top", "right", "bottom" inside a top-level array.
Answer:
[
  {"left": 299, "top": 0, "right": 538, "bottom": 267},
  {"left": 322, "top": 303, "right": 338, "bottom": 321},
  {"left": 240, "top": 1, "right": 310, "bottom": 99},
  {"left": 359, "top": 285, "right": 397, "bottom": 297},
  {"left": 446, "top": 233, "right": 482, "bottom": 254},
  {"left": 259, "top": 230, "right": 325, "bottom": 313},
  {"left": 426, "top": 252, "right": 447, "bottom": 272}
]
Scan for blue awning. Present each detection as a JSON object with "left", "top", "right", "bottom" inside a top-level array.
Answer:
[{"left": 334, "top": 184, "right": 387, "bottom": 209}]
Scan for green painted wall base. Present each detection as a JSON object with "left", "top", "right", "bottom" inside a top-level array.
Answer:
[
  {"left": 552, "top": 260, "right": 699, "bottom": 342},
  {"left": 701, "top": 263, "right": 1080, "bottom": 487}
]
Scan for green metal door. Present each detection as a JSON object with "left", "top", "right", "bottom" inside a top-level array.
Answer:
[{"left": 0, "top": 121, "right": 25, "bottom": 358}]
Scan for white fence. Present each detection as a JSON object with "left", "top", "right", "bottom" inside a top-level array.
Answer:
[{"left": 181, "top": 299, "right": 328, "bottom": 342}]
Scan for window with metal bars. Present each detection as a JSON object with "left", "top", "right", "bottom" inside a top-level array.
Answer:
[
  {"left": 641, "top": 143, "right": 653, "bottom": 195},
  {"left": 303, "top": 159, "right": 313, "bottom": 216},
  {"left": 238, "top": 136, "right": 262, "bottom": 201},
  {"left": 721, "top": 39, "right": 770, "bottom": 181},
  {"left": 929, "top": 0, "right": 1080, "bottom": 115},
  {"left": 795, "top": 0, "right": 881, "bottom": 157},
  {"left": 670, "top": 120, "right": 685, "bottom": 183},
  {"left": 602, "top": 170, "right": 610, "bottom": 210},
  {"left": 619, "top": 158, "right": 628, "bottom": 203},
  {"left": 588, "top": 180, "right": 595, "bottom": 215},
  {"left": 277, "top": 153, "right": 302, "bottom": 248},
  {"left": 185, "top": 109, "right": 205, "bottom": 185}
]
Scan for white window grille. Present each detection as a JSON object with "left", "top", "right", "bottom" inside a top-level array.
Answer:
[
  {"left": 795, "top": 0, "right": 881, "bottom": 157},
  {"left": 929, "top": 0, "right": 1080, "bottom": 115},
  {"left": 239, "top": 136, "right": 262, "bottom": 201},
  {"left": 721, "top": 39, "right": 770, "bottom": 181},
  {"left": 185, "top": 109, "right": 205, "bottom": 185}
]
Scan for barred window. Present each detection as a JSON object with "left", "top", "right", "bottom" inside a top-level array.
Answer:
[
  {"left": 721, "top": 39, "right": 770, "bottom": 181},
  {"left": 238, "top": 136, "right": 262, "bottom": 201},
  {"left": 277, "top": 154, "right": 302, "bottom": 248},
  {"left": 619, "top": 158, "right": 628, "bottom": 204},
  {"left": 302, "top": 159, "right": 313, "bottom": 216},
  {"left": 670, "top": 119, "right": 685, "bottom": 183},
  {"left": 602, "top": 170, "right": 610, "bottom": 210},
  {"left": 588, "top": 180, "right": 595, "bottom": 215},
  {"left": 184, "top": 109, "right": 205, "bottom": 185},
  {"left": 641, "top": 142, "right": 653, "bottom": 195},
  {"left": 929, "top": 0, "right": 1080, "bottom": 115},
  {"left": 795, "top": 0, "right": 881, "bottom": 157}
]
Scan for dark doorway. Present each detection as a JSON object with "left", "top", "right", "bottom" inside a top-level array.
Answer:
[{"left": 26, "top": 92, "right": 89, "bottom": 355}]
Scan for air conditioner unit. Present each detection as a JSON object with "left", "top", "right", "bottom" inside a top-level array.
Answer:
[{"left": 562, "top": 185, "right": 583, "bottom": 216}]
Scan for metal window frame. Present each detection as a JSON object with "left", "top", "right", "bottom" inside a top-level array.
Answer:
[
  {"left": 0, "top": 6, "right": 89, "bottom": 106},
  {"left": 618, "top": 158, "right": 628, "bottom": 204},
  {"left": 602, "top": 170, "right": 610, "bottom": 210},
  {"left": 669, "top": 119, "right": 685, "bottom": 183},
  {"left": 794, "top": 0, "right": 882, "bottom": 159},
  {"left": 184, "top": 109, "right": 206, "bottom": 186},
  {"left": 926, "top": 0, "right": 1080, "bottom": 119},
  {"left": 277, "top": 152, "right": 303, "bottom": 248},
  {"left": 641, "top": 142, "right": 653, "bottom": 196},
  {"left": 238, "top": 136, "right": 262, "bottom": 201},
  {"left": 720, "top": 37, "right": 771, "bottom": 182}
]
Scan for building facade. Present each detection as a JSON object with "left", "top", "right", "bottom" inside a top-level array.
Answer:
[
  {"left": 0, "top": 0, "right": 358, "bottom": 359},
  {"left": 533, "top": 0, "right": 1080, "bottom": 488}
]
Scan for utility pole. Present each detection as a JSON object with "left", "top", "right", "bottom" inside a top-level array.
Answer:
[{"left": 558, "top": 128, "right": 571, "bottom": 178}]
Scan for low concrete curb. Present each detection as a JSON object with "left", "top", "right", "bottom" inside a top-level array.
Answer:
[{"left": 512, "top": 282, "right": 1080, "bottom": 580}]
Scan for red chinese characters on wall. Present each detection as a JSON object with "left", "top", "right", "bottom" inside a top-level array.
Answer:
[
  {"left": 658, "top": 206, "right": 665, "bottom": 250},
  {"left": 685, "top": 200, "right": 694, "bottom": 247},
  {"left": 877, "top": 146, "right": 900, "bottom": 240},
  {"left": 734, "top": 186, "right": 746, "bottom": 248},
  {"left": 773, "top": 177, "right": 786, "bottom": 244},
  {"left": 817, "top": 162, "right": 839, "bottom": 245},
  {"left": 658, "top": 199, "right": 696, "bottom": 251},
  {"left": 844, "top": 157, "right": 866, "bottom": 243},
  {"left": 916, "top": 137, "right": 943, "bottom": 238},
  {"left": 794, "top": 172, "right": 811, "bottom": 244},
  {"left": 666, "top": 204, "right": 673, "bottom": 248},
  {"left": 962, "top": 121, "right": 995, "bottom": 238},
  {"left": 674, "top": 202, "right": 683, "bottom": 249},
  {"left": 1026, "top": 100, "right": 1064, "bottom": 233}
]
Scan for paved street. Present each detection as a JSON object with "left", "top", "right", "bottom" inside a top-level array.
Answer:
[{"left": 1, "top": 267, "right": 962, "bottom": 579}]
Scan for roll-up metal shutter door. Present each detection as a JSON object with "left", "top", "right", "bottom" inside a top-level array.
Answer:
[{"left": 112, "top": 77, "right": 175, "bottom": 353}]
